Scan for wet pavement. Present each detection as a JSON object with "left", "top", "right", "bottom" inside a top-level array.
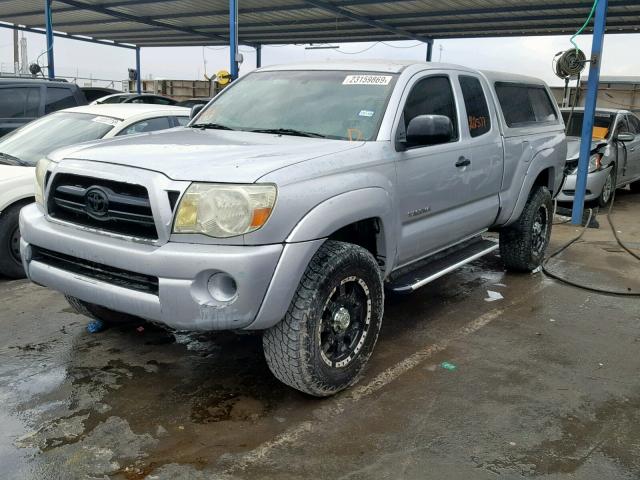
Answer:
[{"left": 1, "top": 189, "right": 639, "bottom": 480}]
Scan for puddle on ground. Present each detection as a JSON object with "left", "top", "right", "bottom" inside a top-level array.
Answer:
[{"left": 478, "top": 395, "right": 640, "bottom": 476}]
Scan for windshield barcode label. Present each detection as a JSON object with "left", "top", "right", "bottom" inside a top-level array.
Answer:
[{"left": 343, "top": 75, "right": 392, "bottom": 86}]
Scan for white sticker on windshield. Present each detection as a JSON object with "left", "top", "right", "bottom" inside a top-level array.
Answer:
[
  {"left": 92, "top": 116, "right": 119, "bottom": 126},
  {"left": 359, "top": 110, "right": 375, "bottom": 117},
  {"left": 343, "top": 75, "right": 392, "bottom": 86}
]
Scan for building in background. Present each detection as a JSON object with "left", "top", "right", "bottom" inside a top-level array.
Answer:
[{"left": 551, "top": 76, "right": 640, "bottom": 112}]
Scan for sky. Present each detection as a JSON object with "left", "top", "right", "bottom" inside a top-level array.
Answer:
[{"left": 1, "top": 29, "right": 639, "bottom": 89}]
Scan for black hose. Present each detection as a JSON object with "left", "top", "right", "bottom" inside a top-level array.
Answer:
[
  {"left": 542, "top": 192, "right": 640, "bottom": 297},
  {"left": 607, "top": 189, "right": 640, "bottom": 261}
]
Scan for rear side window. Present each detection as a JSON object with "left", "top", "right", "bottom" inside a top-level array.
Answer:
[
  {"left": 459, "top": 76, "right": 490, "bottom": 137},
  {"left": 151, "top": 97, "right": 174, "bottom": 105},
  {"left": 101, "top": 95, "right": 128, "bottom": 104},
  {"left": 117, "top": 116, "right": 172, "bottom": 136},
  {"left": 45, "top": 87, "right": 78, "bottom": 113},
  {"left": 403, "top": 75, "right": 458, "bottom": 140},
  {"left": 495, "top": 83, "right": 557, "bottom": 127},
  {"left": 0, "top": 87, "right": 41, "bottom": 118}
]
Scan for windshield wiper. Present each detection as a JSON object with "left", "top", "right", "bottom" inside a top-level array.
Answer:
[
  {"left": 190, "top": 122, "right": 235, "bottom": 131},
  {"left": 0, "top": 152, "right": 28, "bottom": 166},
  {"left": 248, "top": 128, "right": 328, "bottom": 138}
]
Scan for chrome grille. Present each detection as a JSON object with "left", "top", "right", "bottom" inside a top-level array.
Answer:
[{"left": 47, "top": 173, "right": 158, "bottom": 239}]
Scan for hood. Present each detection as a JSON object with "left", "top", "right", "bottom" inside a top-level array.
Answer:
[
  {"left": 0, "top": 164, "right": 34, "bottom": 184},
  {"left": 566, "top": 137, "right": 608, "bottom": 160},
  {"left": 50, "top": 128, "right": 364, "bottom": 183}
]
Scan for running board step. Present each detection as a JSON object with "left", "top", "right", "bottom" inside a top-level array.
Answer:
[{"left": 388, "top": 238, "right": 499, "bottom": 293}]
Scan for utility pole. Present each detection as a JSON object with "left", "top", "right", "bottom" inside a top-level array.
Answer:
[
  {"left": 13, "top": 29, "right": 19, "bottom": 74},
  {"left": 20, "top": 36, "right": 28, "bottom": 75}
]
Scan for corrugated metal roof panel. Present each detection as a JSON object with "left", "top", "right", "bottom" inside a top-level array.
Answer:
[{"left": 0, "top": 0, "right": 638, "bottom": 48}]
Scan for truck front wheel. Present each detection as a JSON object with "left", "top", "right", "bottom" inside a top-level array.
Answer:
[
  {"left": 499, "top": 186, "right": 553, "bottom": 273},
  {"left": 262, "top": 240, "right": 384, "bottom": 397}
]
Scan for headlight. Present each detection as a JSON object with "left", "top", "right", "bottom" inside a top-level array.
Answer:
[
  {"left": 34, "top": 158, "right": 52, "bottom": 206},
  {"left": 570, "top": 153, "right": 603, "bottom": 175},
  {"left": 588, "top": 153, "right": 603, "bottom": 173},
  {"left": 173, "top": 183, "right": 277, "bottom": 237}
]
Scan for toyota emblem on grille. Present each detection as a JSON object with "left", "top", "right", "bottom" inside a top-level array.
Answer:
[{"left": 85, "top": 187, "right": 109, "bottom": 218}]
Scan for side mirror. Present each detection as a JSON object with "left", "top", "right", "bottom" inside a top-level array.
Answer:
[
  {"left": 616, "top": 132, "right": 635, "bottom": 143},
  {"left": 190, "top": 104, "right": 204, "bottom": 120},
  {"left": 405, "top": 114, "right": 454, "bottom": 148}
]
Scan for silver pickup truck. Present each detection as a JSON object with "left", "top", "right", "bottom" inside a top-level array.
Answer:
[{"left": 20, "top": 61, "right": 566, "bottom": 396}]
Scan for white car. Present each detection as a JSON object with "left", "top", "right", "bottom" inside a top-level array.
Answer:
[{"left": 0, "top": 103, "right": 189, "bottom": 278}]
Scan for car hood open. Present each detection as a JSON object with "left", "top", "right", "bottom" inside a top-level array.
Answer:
[{"left": 49, "top": 128, "right": 363, "bottom": 183}]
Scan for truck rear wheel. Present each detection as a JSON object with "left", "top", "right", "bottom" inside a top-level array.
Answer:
[
  {"left": 499, "top": 186, "right": 553, "bottom": 272},
  {"left": 65, "top": 295, "right": 143, "bottom": 326},
  {"left": 262, "top": 240, "right": 384, "bottom": 397}
]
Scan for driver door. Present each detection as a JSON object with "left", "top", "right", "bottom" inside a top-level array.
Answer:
[{"left": 393, "top": 73, "right": 498, "bottom": 266}]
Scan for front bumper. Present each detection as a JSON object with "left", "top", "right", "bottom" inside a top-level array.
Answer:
[
  {"left": 19, "top": 204, "right": 322, "bottom": 331},
  {"left": 556, "top": 166, "right": 612, "bottom": 203}
]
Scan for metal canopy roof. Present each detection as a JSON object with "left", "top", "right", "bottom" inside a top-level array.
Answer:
[{"left": 1, "top": 0, "right": 640, "bottom": 48}]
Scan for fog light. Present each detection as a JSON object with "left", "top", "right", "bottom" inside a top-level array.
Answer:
[{"left": 207, "top": 273, "right": 237, "bottom": 302}]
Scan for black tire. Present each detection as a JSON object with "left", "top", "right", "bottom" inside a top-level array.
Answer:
[
  {"left": 65, "top": 295, "right": 144, "bottom": 325},
  {"left": 499, "top": 187, "right": 553, "bottom": 273},
  {"left": 630, "top": 179, "right": 640, "bottom": 193},
  {"left": 262, "top": 240, "right": 384, "bottom": 397},
  {"left": 0, "top": 202, "right": 28, "bottom": 279},
  {"left": 597, "top": 167, "right": 616, "bottom": 208}
]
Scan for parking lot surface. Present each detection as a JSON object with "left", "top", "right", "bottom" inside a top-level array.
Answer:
[{"left": 1, "top": 191, "right": 639, "bottom": 480}]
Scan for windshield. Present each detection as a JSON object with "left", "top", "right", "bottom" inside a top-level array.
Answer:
[
  {"left": 193, "top": 70, "right": 398, "bottom": 140},
  {"left": 0, "top": 112, "right": 117, "bottom": 166},
  {"left": 562, "top": 111, "right": 615, "bottom": 139}
]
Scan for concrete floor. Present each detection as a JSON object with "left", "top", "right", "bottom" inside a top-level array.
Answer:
[{"left": 0, "top": 190, "right": 639, "bottom": 480}]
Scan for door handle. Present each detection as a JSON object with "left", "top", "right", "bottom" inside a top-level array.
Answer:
[{"left": 455, "top": 157, "right": 471, "bottom": 168}]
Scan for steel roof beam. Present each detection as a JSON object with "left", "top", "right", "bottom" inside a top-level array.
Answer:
[
  {"left": 15, "top": 0, "right": 635, "bottom": 21},
  {"left": 231, "top": 20, "right": 635, "bottom": 39},
  {"left": 103, "top": 19, "right": 620, "bottom": 40},
  {"left": 51, "top": 0, "right": 233, "bottom": 44},
  {"left": 301, "top": 0, "right": 431, "bottom": 42},
  {"left": 132, "top": 22, "right": 636, "bottom": 47},
  {"left": 11, "top": 0, "right": 183, "bottom": 18},
  {"left": 32, "top": 0, "right": 638, "bottom": 31},
  {"left": 0, "top": 22, "right": 136, "bottom": 49},
  {"left": 65, "top": 9, "right": 640, "bottom": 37}
]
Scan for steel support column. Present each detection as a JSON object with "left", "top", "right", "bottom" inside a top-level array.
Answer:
[
  {"left": 135, "top": 46, "right": 141, "bottom": 93},
  {"left": 426, "top": 39, "right": 434, "bottom": 61},
  {"left": 572, "top": 0, "right": 608, "bottom": 225},
  {"left": 256, "top": 44, "right": 262, "bottom": 68},
  {"left": 229, "top": 0, "right": 239, "bottom": 79},
  {"left": 45, "top": 0, "right": 55, "bottom": 78}
]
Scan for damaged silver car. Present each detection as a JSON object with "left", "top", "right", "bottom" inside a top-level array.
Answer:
[{"left": 559, "top": 108, "right": 640, "bottom": 206}]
